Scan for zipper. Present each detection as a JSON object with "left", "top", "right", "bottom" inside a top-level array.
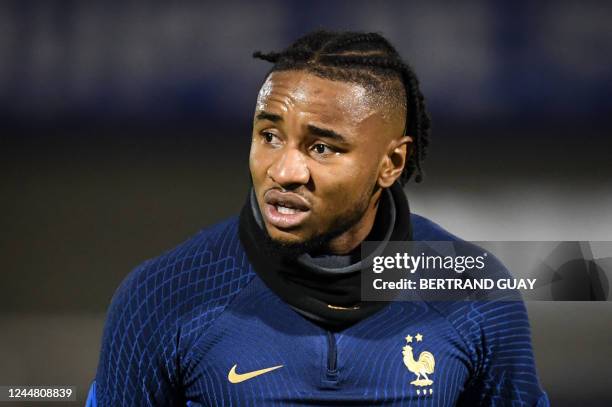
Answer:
[{"left": 326, "top": 331, "right": 338, "bottom": 378}]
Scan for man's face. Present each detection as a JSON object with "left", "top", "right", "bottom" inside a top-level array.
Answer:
[{"left": 249, "top": 70, "right": 407, "bottom": 248}]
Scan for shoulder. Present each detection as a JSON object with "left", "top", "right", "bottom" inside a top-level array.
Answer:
[
  {"left": 410, "top": 212, "right": 510, "bottom": 279},
  {"left": 410, "top": 213, "right": 462, "bottom": 241},
  {"left": 410, "top": 213, "right": 530, "bottom": 348},
  {"left": 95, "top": 217, "right": 255, "bottom": 405},
  {"left": 104, "top": 216, "right": 255, "bottom": 334}
]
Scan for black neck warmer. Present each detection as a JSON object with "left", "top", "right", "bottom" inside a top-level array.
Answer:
[{"left": 238, "top": 182, "right": 412, "bottom": 331}]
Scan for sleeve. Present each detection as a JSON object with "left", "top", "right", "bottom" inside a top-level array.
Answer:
[
  {"left": 456, "top": 300, "right": 550, "bottom": 406},
  {"left": 85, "top": 381, "right": 97, "bottom": 407},
  {"left": 91, "top": 261, "right": 183, "bottom": 406}
]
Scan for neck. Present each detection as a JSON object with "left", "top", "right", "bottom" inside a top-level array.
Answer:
[{"left": 325, "top": 189, "right": 382, "bottom": 255}]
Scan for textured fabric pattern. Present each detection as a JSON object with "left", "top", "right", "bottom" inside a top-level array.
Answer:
[
  {"left": 94, "top": 218, "right": 255, "bottom": 406},
  {"left": 91, "top": 214, "right": 549, "bottom": 406}
]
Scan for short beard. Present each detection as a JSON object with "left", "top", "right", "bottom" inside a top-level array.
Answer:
[{"left": 262, "top": 183, "right": 378, "bottom": 259}]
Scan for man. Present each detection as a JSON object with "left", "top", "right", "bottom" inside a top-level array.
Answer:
[{"left": 87, "top": 30, "right": 549, "bottom": 406}]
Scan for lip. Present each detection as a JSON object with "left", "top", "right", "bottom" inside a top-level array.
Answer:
[{"left": 263, "top": 190, "right": 312, "bottom": 229}]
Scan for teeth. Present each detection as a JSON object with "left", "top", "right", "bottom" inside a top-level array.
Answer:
[{"left": 277, "top": 205, "right": 298, "bottom": 215}]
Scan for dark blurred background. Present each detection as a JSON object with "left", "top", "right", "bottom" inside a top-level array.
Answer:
[{"left": 1, "top": 1, "right": 611, "bottom": 405}]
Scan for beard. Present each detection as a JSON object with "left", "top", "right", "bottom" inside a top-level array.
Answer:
[{"left": 260, "top": 183, "right": 379, "bottom": 259}]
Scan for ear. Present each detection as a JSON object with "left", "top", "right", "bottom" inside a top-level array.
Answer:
[{"left": 377, "top": 135, "right": 413, "bottom": 188}]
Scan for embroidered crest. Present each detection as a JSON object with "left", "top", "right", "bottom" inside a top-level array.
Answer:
[{"left": 402, "top": 333, "right": 435, "bottom": 395}]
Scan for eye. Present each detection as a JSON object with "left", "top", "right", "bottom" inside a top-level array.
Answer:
[
  {"left": 260, "top": 131, "right": 280, "bottom": 145},
  {"left": 262, "top": 131, "right": 274, "bottom": 142},
  {"left": 311, "top": 143, "right": 336, "bottom": 156}
]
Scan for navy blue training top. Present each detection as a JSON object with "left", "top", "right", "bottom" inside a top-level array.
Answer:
[{"left": 87, "top": 214, "right": 549, "bottom": 406}]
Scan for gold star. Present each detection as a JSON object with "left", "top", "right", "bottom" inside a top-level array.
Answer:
[
  {"left": 405, "top": 335, "right": 413, "bottom": 343},
  {"left": 415, "top": 333, "right": 423, "bottom": 342}
]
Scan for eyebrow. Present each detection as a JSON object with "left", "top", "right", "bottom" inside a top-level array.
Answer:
[
  {"left": 307, "top": 124, "right": 349, "bottom": 144},
  {"left": 255, "top": 111, "right": 349, "bottom": 144},
  {"left": 255, "top": 111, "right": 282, "bottom": 123}
]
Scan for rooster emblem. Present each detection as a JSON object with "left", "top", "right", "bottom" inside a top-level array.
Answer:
[{"left": 402, "top": 333, "right": 435, "bottom": 387}]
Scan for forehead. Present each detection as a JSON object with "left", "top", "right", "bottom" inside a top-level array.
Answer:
[{"left": 255, "top": 70, "right": 375, "bottom": 125}]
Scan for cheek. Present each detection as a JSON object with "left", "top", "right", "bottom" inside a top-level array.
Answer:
[
  {"left": 248, "top": 149, "right": 259, "bottom": 176},
  {"left": 313, "top": 161, "right": 374, "bottom": 205},
  {"left": 249, "top": 141, "right": 268, "bottom": 181},
  {"left": 327, "top": 155, "right": 378, "bottom": 187}
]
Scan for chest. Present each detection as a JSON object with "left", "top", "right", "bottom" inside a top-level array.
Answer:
[{"left": 181, "top": 281, "right": 473, "bottom": 406}]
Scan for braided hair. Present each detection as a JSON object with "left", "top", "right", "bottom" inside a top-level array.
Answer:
[{"left": 253, "top": 30, "right": 431, "bottom": 184}]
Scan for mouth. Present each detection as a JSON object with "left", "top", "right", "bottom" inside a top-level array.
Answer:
[{"left": 263, "top": 190, "right": 312, "bottom": 229}]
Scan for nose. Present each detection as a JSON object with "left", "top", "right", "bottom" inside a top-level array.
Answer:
[{"left": 267, "top": 147, "right": 310, "bottom": 188}]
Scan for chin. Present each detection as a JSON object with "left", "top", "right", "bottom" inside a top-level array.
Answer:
[
  {"left": 264, "top": 224, "right": 332, "bottom": 256},
  {"left": 265, "top": 226, "right": 308, "bottom": 246}
]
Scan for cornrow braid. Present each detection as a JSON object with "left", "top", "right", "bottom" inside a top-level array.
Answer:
[
  {"left": 321, "top": 33, "right": 397, "bottom": 55},
  {"left": 252, "top": 51, "right": 280, "bottom": 63},
  {"left": 253, "top": 30, "right": 431, "bottom": 184}
]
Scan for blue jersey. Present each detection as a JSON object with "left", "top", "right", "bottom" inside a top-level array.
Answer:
[{"left": 87, "top": 214, "right": 549, "bottom": 406}]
